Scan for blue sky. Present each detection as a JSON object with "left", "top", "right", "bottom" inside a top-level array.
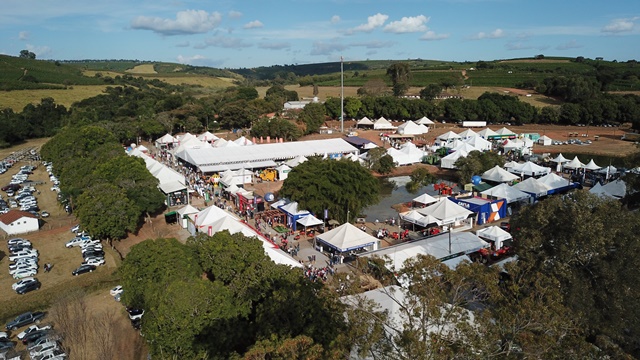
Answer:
[{"left": 1, "top": 0, "right": 638, "bottom": 68}]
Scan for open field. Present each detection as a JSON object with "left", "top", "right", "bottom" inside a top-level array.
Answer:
[
  {"left": 499, "top": 59, "right": 572, "bottom": 64},
  {"left": 0, "top": 85, "right": 108, "bottom": 110},
  {"left": 125, "top": 64, "right": 157, "bottom": 74}
]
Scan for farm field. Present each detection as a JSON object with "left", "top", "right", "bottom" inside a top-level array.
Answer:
[{"left": 0, "top": 85, "right": 109, "bottom": 111}]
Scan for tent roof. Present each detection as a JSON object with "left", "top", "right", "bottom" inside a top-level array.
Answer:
[
  {"left": 597, "top": 165, "right": 617, "bottom": 174},
  {"left": 356, "top": 117, "right": 374, "bottom": 125},
  {"left": 373, "top": 117, "right": 397, "bottom": 129},
  {"left": 156, "top": 133, "right": 177, "bottom": 144},
  {"left": 538, "top": 135, "right": 553, "bottom": 142},
  {"left": 464, "top": 136, "right": 492, "bottom": 150},
  {"left": 192, "top": 205, "right": 237, "bottom": 227},
  {"left": 270, "top": 198, "right": 288, "bottom": 209},
  {"left": 275, "top": 164, "right": 291, "bottom": 172},
  {"left": 285, "top": 155, "right": 308, "bottom": 167},
  {"left": 316, "top": 223, "right": 378, "bottom": 252},
  {"left": 412, "top": 193, "right": 438, "bottom": 205},
  {"left": 563, "top": 156, "right": 585, "bottom": 169},
  {"left": 437, "top": 131, "right": 461, "bottom": 141},
  {"left": 397, "top": 121, "right": 428, "bottom": 135},
  {"left": 457, "top": 129, "right": 477, "bottom": 138},
  {"left": 177, "top": 204, "right": 199, "bottom": 217},
  {"left": 415, "top": 116, "right": 435, "bottom": 125},
  {"left": 197, "top": 131, "right": 219, "bottom": 142},
  {"left": 495, "top": 127, "right": 516, "bottom": 136},
  {"left": 297, "top": 214, "right": 324, "bottom": 227},
  {"left": 452, "top": 142, "right": 479, "bottom": 153},
  {"left": 476, "top": 226, "right": 512, "bottom": 242},
  {"left": 509, "top": 161, "right": 550, "bottom": 176},
  {"left": 399, "top": 210, "right": 425, "bottom": 222},
  {"left": 590, "top": 179, "right": 626, "bottom": 199},
  {"left": 416, "top": 198, "right": 474, "bottom": 224},
  {"left": 582, "top": 159, "right": 601, "bottom": 170},
  {"left": 551, "top": 153, "right": 569, "bottom": 163},
  {"left": 513, "top": 177, "right": 551, "bottom": 197},
  {"left": 279, "top": 201, "right": 310, "bottom": 216},
  {"left": 477, "top": 128, "right": 498, "bottom": 138},
  {"left": 480, "top": 183, "right": 531, "bottom": 203},
  {"left": 481, "top": 165, "right": 520, "bottom": 183},
  {"left": 537, "top": 172, "right": 570, "bottom": 189}
]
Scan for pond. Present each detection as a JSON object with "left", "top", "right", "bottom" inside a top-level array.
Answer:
[{"left": 361, "top": 176, "right": 460, "bottom": 222}]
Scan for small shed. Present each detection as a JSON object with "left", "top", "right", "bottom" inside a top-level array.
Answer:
[{"left": 0, "top": 210, "right": 39, "bottom": 235}]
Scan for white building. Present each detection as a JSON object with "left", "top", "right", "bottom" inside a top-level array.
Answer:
[{"left": 0, "top": 210, "right": 39, "bottom": 235}]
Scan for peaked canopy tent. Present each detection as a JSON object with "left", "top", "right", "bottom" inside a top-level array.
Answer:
[
  {"left": 551, "top": 153, "right": 569, "bottom": 163},
  {"left": 356, "top": 117, "right": 375, "bottom": 128},
  {"left": 386, "top": 142, "right": 425, "bottom": 166},
  {"left": 297, "top": 214, "right": 324, "bottom": 228},
  {"left": 494, "top": 127, "right": 517, "bottom": 139},
  {"left": 316, "top": 223, "right": 379, "bottom": 253},
  {"left": 481, "top": 183, "right": 531, "bottom": 203},
  {"left": 278, "top": 202, "right": 311, "bottom": 231},
  {"left": 476, "top": 226, "right": 512, "bottom": 249},
  {"left": 481, "top": 165, "right": 520, "bottom": 184},
  {"left": 155, "top": 133, "right": 177, "bottom": 148},
  {"left": 373, "top": 117, "right": 397, "bottom": 130},
  {"left": 415, "top": 116, "right": 435, "bottom": 125},
  {"left": 582, "top": 159, "right": 601, "bottom": 171},
  {"left": 416, "top": 198, "right": 475, "bottom": 226},
  {"left": 509, "top": 161, "right": 551, "bottom": 178},
  {"left": 234, "top": 136, "right": 254, "bottom": 146},
  {"left": 464, "top": 136, "right": 492, "bottom": 151},
  {"left": 285, "top": 155, "right": 308, "bottom": 168},
  {"left": 590, "top": 179, "right": 626, "bottom": 199},
  {"left": 451, "top": 142, "right": 479, "bottom": 154},
  {"left": 563, "top": 156, "right": 585, "bottom": 170},
  {"left": 412, "top": 193, "right": 438, "bottom": 206},
  {"left": 537, "top": 172, "right": 578, "bottom": 195},
  {"left": 275, "top": 164, "right": 292, "bottom": 180},
  {"left": 440, "top": 149, "right": 470, "bottom": 169},
  {"left": 537, "top": 135, "right": 553, "bottom": 146},
  {"left": 513, "top": 177, "right": 552, "bottom": 199},
  {"left": 598, "top": 165, "right": 618, "bottom": 175},
  {"left": 397, "top": 121, "right": 429, "bottom": 135},
  {"left": 457, "top": 129, "right": 478, "bottom": 140},
  {"left": 436, "top": 131, "right": 461, "bottom": 144},
  {"left": 477, "top": 128, "right": 498, "bottom": 139},
  {"left": 197, "top": 131, "right": 219, "bottom": 142}
]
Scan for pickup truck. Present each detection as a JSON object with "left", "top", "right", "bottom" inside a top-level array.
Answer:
[{"left": 6, "top": 311, "right": 45, "bottom": 331}]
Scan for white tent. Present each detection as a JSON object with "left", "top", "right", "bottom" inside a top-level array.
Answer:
[
  {"left": 481, "top": 183, "right": 531, "bottom": 203},
  {"left": 316, "top": 223, "right": 379, "bottom": 252},
  {"left": 397, "top": 121, "right": 429, "bottom": 135},
  {"left": 440, "top": 149, "right": 469, "bottom": 169},
  {"left": 481, "top": 165, "right": 519, "bottom": 183},
  {"left": 509, "top": 161, "right": 551, "bottom": 177},
  {"left": 234, "top": 136, "right": 254, "bottom": 146},
  {"left": 537, "top": 135, "right": 553, "bottom": 146},
  {"left": 373, "top": 117, "right": 396, "bottom": 130},
  {"left": 387, "top": 142, "right": 425, "bottom": 166},
  {"left": 412, "top": 193, "right": 438, "bottom": 206},
  {"left": 297, "top": 214, "right": 324, "bottom": 227},
  {"left": 513, "top": 177, "right": 551, "bottom": 198},
  {"left": 197, "top": 131, "right": 219, "bottom": 142},
  {"left": 551, "top": 153, "right": 569, "bottom": 163},
  {"left": 597, "top": 165, "right": 617, "bottom": 175},
  {"left": 155, "top": 133, "right": 177, "bottom": 147},
  {"left": 451, "top": 142, "right": 479, "bottom": 154},
  {"left": 270, "top": 198, "right": 288, "bottom": 209},
  {"left": 191, "top": 205, "right": 238, "bottom": 229},
  {"left": 464, "top": 136, "right": 492, "bottom": 151},
  {"left": 590, "top": 179, "right": 626, "bottom": 199},
  {"left": 416, "top": 198, "right": 474, "bottom": 225},
  {"left": 582, "top": 159, "right": 601, "bottom": 171},
  {"left": 563, "top": 156, "right": 585, "bottom": 170},
  {"left": 415, "top": 116, "right": 435, "bottom": 125},
  {"left": 457, "top": 128, "right": 477, "bottom": 140},
  {"left": 212, "top": 138, "right": 228, "bottom": 147},
  {"left": 477, "top": 128, "right": 498, "bottom": 139},
  {"left": 275, "top": 164, "right": 292, "bottom": 180},
  {"left": 503, "top": 161, "right": 518, "bottom": 169},
  {"left": 502, "top": 139, "right": 523, "bottom": 151},
  {"left": 537, "top": 172, "right": 571, "bottom": 189},
  {"left": 285, "top": 155, "right": 308, "bottom": 168},
  {"left": 137, "top": 144, "right": 149, "bottom": 152},
  {"left": 476, "top": 226, "right": 512, "bottom": 249},
  {"left": 363, "top": 142, "right": 378, "bottom": 150},
  {"left": 437, "top": 131, "right": 461, "bottom": 143},
  {"left": 399, "top": 210, "right": 425, "bottom": 223},
  {"left": 495, "top": 127, "right": 516, "bottom": 137},
  {"left": 356, "top": 117, "right": 374, "bottom": 127}
]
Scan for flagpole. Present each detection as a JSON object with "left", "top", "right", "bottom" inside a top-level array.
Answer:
[{"left": 340, "top": 56, "right": 344, "bottom": 133}]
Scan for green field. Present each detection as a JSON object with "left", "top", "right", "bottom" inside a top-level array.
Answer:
[{"left": 0, "top": 55, "right": 104, "bottom": 90}]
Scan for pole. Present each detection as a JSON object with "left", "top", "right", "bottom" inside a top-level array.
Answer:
[
  {"left": 340, "top": 56, "right": 344, "bottom": 133},
  {"left": 448, "top": 225, "right": 452, "bottom": 254}
]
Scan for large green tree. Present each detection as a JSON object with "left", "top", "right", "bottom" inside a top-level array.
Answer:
[
  {"left": 250, "top": 116, "right": 302, "bottom": 141},
  {"left": 75, "top": 183, "right": 140, "bottom": 240},
  {"left": 386, "top": 62, "right": 411, "bottom": 97},
  {"left": 363, "top": 147, "right": 396, "bottom": 175},
  {"left": 297, "top": 103, "right": 326, "bottom": 134},
  {"left": 453, "top": 150, "right": 504, "bottom": 184},
  {"left": 279, "top": 158, "right": 379, "bottom": 222}
]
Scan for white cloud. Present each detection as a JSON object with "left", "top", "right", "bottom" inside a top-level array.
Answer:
[
  {"left": 228, "top": 10, "right": 242, "bottom": 19},
  {"left": 384, "top": 15, "right": 429, "bottom": 33},
  {"left": 602, "top": 17, "right": 638, "bottom": 33},
  {"left": 420, "top": 31, "right": 449, "bottom": 41},
  {"left": 347, "top": 13, "right": 388, "bottom": 34},
  {"left": 176, "top": 54, "right": 225, "bottom": 67},
  {"left": 470, "top": 28, "right": 505, "bottom": 40},
  {"left": 350, "top": 40, "right": 395, "bottom": 49},
  {"left": 310, "top": 41, "right": 347, "bottom": 55},
  {"left": 199, "top": 35, "right": 251, "bottom": 49},
  {"left": 18, "top": 31, "right": 29, "bottom": 41},
  {"left": 26, "top": 44, "right": 52, "bottom": 58},
  {"left": 258, "top": 41, "right": 291, "bottom": 50},
  {"left": 177, "top": 54, "right": 205, "bottom": 64},
  {"left": 331, "top": 15, "right": 341, "bottom": 24},
  {"left": 243, "top": 20, "right": 263, "bottom": 29},
  {"left": 556, "top": 39, "right": 582, "bottom": 50},
  {"left": 131, "top": 10, "right": 222, "bottom": 35}
]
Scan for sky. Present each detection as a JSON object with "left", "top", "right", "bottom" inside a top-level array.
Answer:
[{"left": 1, "top": 0, "right": 638, "bottom": 68}]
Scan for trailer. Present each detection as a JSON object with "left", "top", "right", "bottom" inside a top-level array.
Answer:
[{"left": 462, "top": 121, "right": 487, "bottom": 128}]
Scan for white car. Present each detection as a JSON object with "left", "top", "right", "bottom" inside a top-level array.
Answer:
[
  {"left": 70, "top": 225, "right": 80, "bottom": 233},
  {"left": 12, "top": 277, "right": 37, "bottom": 290},
  {"left": 30, "top": 342, "right": 59, "bottom": 357},
  {"left": 82, "top": 258, "right": 105, "bottom": 266},
  {"left": 17, "top": 324, "right": 52, "bottom": 340},
  {"left": 9, "top": 264, "right": 38, "bottom": 275},
  {"left": 13, "top": 268, "right": 37, "bottom": 279},
  {"left": 7, "top": 238, "right": 30, "bottom": 246},
  {"left": 110, "top": 285, "right": 123, "bottom": 297},
  {"left": 65, "top": 237, "right": 92, "bottom": 248},
  {"left": 0, "top": 331, "right": 8, "bottom": 340},
  {"left": 9, "top": 251, "right": 38, "bottom": 262}
]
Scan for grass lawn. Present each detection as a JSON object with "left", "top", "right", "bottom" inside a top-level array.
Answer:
[{"left": 0, "top": 85, "right": 109, "bottom": 111}]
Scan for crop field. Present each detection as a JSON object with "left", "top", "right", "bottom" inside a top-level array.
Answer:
[
  {"left": 0, "top": 55, "right": 104, "bottom": 88},
  {"left": 0, "top": 85, "right": 108, "bottom": 111},
  {"left": 125, "top": 64, "right": 157, "bottom": 74}
]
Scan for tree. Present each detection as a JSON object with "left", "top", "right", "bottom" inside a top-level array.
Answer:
[
  {"left": 297, "top": 103, "right": 326, "bottom": 134},
  {"left": 218, "top": 100, "right": 259, "bottom": 129},
  {"left": 75, "top": 183, "right": 140, "bottom": 240},
  {"left": 358, "top": 79, "right": 389, "bottom": 97},
  {"left": 386, "top": 62, "right": 411, "bottom": 97},
  {"left": 250, "top": 116, "right": 301, "bottom": 141},
  {"left": 405, "top": 167, "right": 436, "bottom": 193},
  {"left": 419, "top": 84, "right": 443, "bottom": 100},
  {"left": 454, "top": 151, "right": 504, "bottom": 184},
  {"left": 19, "top": 49, "right": 36, "bottom": 59},
  {"left": 512, "top": 191, "right": 640, "bottom": 357},
  {"left": 344, "top": 97, "right": 362, "bottom": 119},
  {"left": 364, "top": 147, "right": 396, "bottom": 175},
  {"left": 279, "top": 158, "right": 379, "bottom": 222}
]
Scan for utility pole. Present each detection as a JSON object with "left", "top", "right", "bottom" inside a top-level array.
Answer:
[{"left": 340, "top": 56, "right": 344, "bottom": 133}]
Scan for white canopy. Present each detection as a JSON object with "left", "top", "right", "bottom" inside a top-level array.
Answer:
[
  {"left": 397, "top": 121, "right": 429, "bottom": 135},
  {"left": 279, "top": 201, "right": 310, "bottom": 216},
  {"left": 598, "top": 165, "right": 617, "bottom": 175},
  {"left": 582, "top": 159, "right": 601, "bottom": 171},
  {"left": 197, "top": 131, "right": 219, "bottom": 142},
  {"left": 509, "top": 161, "right": 551, "bottom": 177},
  {"left": 481, "top": 165, "right": 520, "bottom": 183},
  {"left": 412, "top": 193, "right": 438, "bottom": 205},
  {"left": 177, "top": 204, "right": 199, "bottom": 217},
  {"left": 296, "top": 215, "right": 324, "bottom": 227},
  {"left": 495, "top": 127, "right": 516, "bottom": 136},
  {"left": 356, "top": 117, "right": 374, "bottom": 126},
  {"left": 155, "top": 133, "right": 177, "bottom": 144},
  {"left": 513, "top": 177, "right": 551, "bottom": 197},
  {"left": 234, "top": 136, "right": 254, "bottom": 146},
  {"left": 563, "top": 156, "right": 585, "bottom": 170},
  {"left": 452, "top": 142, "right": 479, "bottom": 154},
  {"left": 440, "top": 149, "right": 469, "bottom": 169},
  {"left": 537, "top": 135, "right": 553, "bottom": 146},
  {"left": 285, "top": 155, "right": 308, "bottom": 168},
  {"left": 386, "top": 142, "right": 425, "bottom": 166},
  {"left": 363, "top": 142, "right": 378, "bottom": 150},
  {"left": 373, "top": 117, "right": 397, "bottom": 130},
  {"left": 590, "top": 179, "right": 626, "bottom": 199},
  {"left": 476, "top": 226, "right": 512, "bottom": 249},
  {"left": 503, "top": 160, "right": 518, "bottom": 169},
  {"left": 457, "top": 128, "right": 477, "bottom": 139},
  {"left": 437, "top": 131, "right": 461, "bottom": 142},
  {"left": 537, "top": 172, "right": 571, "bottom": 189},
  {"left": 416, "top": 198, "right": 474, "bottom": 225},
  {"left": 399, "top": 210, "right": 425, "bottom": 222},
  {"left": 464, "top": 136, "right": 492, "bottom": 151},
  {"left": 316, "top": 223, "right": 378, "bottom": 252},
  {"left": 191, "top": 205, "right": 238, "bottom": 228},
  {"left": 137, "top": 144, "right": 149, "bottom": 152},
  {"left": 481, "top": 183, "right": 531, "bottom": 203},
  {"left": 551, "top": 153, "right": 569, "bottom": 163},
  {"left": 415, "top": 116, "right": 435, "bottom": 125},
  {"left": 477, "top": 128, "right": 498, "bottom": 139}
]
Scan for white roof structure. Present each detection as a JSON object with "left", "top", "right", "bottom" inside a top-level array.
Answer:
[
  {"left": 598, "top": 165, "right": 617, "bottom": 175},
  {"left": 481, "top": 165, "right": 519, "bottom": 183},
  {"left": 386, "top": 142, "right": 424, "bottom": 166},
  {"left": 476, "top": 226, "right": 512, "bottom": 249},
  {"left": 356, "top": 117, "right": 374, "bottom": 126},
  {"left": 437, "top": 131, "right": 461, "bottom": 142},
  {"left": 279, "top": 201, "right": 310, "bottom": 217},
  {"left": 503, "top": 161, "right": 518, "bottom": 169},
  {"left": 537, "top": 135, "right": 553, "bottom": 145},
  {"left": 502, "top": 139, "right": 524, "bottom": 151},
  {"left": 361, "top": 232, "right": 489, "bottom": 271},
  {"left": 177, "top": 204, "right": 199, "bottom": 217},
  {"left": 537, "top": 173, "right": 571, "bottom": 189},
  {"left": 590, "top": 179, "right": 626, "bottom": 199},
  {"left": 296, "top": 214, "right": 323, "bottom": 227},
  {"left": 464, "top": 136, "right": 492, "bottom": 151},
  {"left": 440, "top": 149, "right": 470, "bottom": 169},
  {"left": 197, "top": 131, "right": 219, "bottom": 142},
  {"left": 129, "top": 148, "right": 187, "bottom": 194},
  {"left": 175, "top": 138, "right": 358, "bottom": 173},
  {"left": 415, "top": 116, "right": 435, "bottom": 125},
  {"left": 285, "top": 155, "right": 308, "bottom": 168},
  {"left": 412, "top": 193, "right": 438, "bottom": 206},
  {"left": 563, "top": 156, "right": 585, "bottom": 170},
  {"left": 582, "top": 159, "right": 601, "bottom": 171},
  {"left": 373, "top": 117, "right": 397, "bottom": 130},
  {"left": 137, "top": 144, "right": 149, "bottom": 152},
  {"left": 513, "top": 177, "right": 551, "bottom": 197},
  {"left": 451, "top": 142, "right": 479, "bottom": 154},
  {"left": 234, "top": 136, "right": 254, "bottom": 146},
  {"left": 495, "top": 127, "right": 516, "bottom": 136},
  {"left": 316, "top": 223, "right": 378, "bottom": 252},
  {"left": 399, "top": 210, "right": 425, "bottom": 223},
  {"left": 509, "top": 161, "right": 551, "bottom": 177},
  {"left": 191, "top": 205, "right": 238, "bottom": 228},
  {"left": 480, "top": 183, "right": 531, "bottom": 203},
  {"left": 551, "top": 153, "right": 569, "bottom": 163},
  {"left": 457, "top": 128, "right": 477, "bottom": 139},
  {"left": 270, "top": 198, "right": 288, "bottom": 209},
  {"left": 416, "top": 198, "right": 474, "bottom": 225},
  {"left": 477, "top": 128, "right": 498, "bottom": 139},
  {"left": 155, "top": 133, "right": 177, "bottom": 144},
  {"left": 212, "top": 138, "right": 228, "bottom": 147},
  {"left": 173, "top": 134, "right": 212, "bottom": 155},
  {"left": 397, "top": 121, "right": 429, "bottom": 135}
]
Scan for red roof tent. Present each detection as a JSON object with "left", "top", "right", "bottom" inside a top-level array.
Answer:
[{"left": 0, "top": 210, "right": 37, "bottom": 225}]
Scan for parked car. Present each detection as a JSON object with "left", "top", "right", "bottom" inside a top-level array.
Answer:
[
  {"left": 6, "top": 311, "right": 46, "bottom": 331},
  {"left": 9, "top": 258, "right": 38, "bottom": 270},
  {"left": 0, "top": 340, "right": 15, "bottom": 351},
  {"left": 29, "top": 341, "right": 59, "bottom": 358},
  {"left": 82, "top": 250, "right": 104, "bottom": 259},
  {"left": 34, "top": 349, "right": 66, "bottom": 360},
  {"left": 41, "top": 211, "right": 50, "bottom": 218},
  {"left": 17, "top": 325, "right": 52, "bottom": 340},
  {"left": 21, "top": 330, "right": 51, "bottom": 345},
  {"left": 9, "top": 264, "right": 38, "bottom": 275},
  {"left": 0, "top": 332, "right": 8, "bottom": 340},
  {"left": 70, "top": 225, "right": 80, "bottom": 233},
  {"left": 82, "top": 258, "right": 105, "bottom": 266},
  {"left": 12, "top": 277, "right": 37, "bottom": 290},
  {"left": 7, "top": 238, "right": 29, "bottom": 246},
  {"left": 9, "top": 250, "right": 38, "bottom": 262},
  {"left": 65, "top": 237, "right": 92, "bottom": 248},
  {"left": 27, "top": 336, "right": 57, "bottom": 351},
  {"left": 16, "top": 279, "right": 41, "bottom": 295},
  {"left": 12, "top": 268, "right": 37, "bottom": 279},
  {"left": 8, "top": 244, "right": 32, "bottom": 253},
  {"left": 71, "top": 264, "right": 96, "bottom": 276},
  {"left": 127, "top": 308, "right": 145, "bottom": 321},
  {"left": 110, "top": 285, "right": 123, "bottom": 297}
]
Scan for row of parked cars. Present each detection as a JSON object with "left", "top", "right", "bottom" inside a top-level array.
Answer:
[
  {"left": 44, "top": 163, "right": 60, "bottom": 193},
  {"left": 7, "top": 238, "right": 42, "bottom": 294},
  {"left": 66, "top": 226, "right": 105, "bottom": 273},
  {"left": 0, "top": 165, "right": 47, "bottom": 217},
  {"left": 2, "top": 311, "right": 66, "bottom": 360}
]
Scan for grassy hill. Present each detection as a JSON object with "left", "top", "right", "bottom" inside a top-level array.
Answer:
[{"left": 0, "top": 55, "right": 105, "bottom": 90}]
